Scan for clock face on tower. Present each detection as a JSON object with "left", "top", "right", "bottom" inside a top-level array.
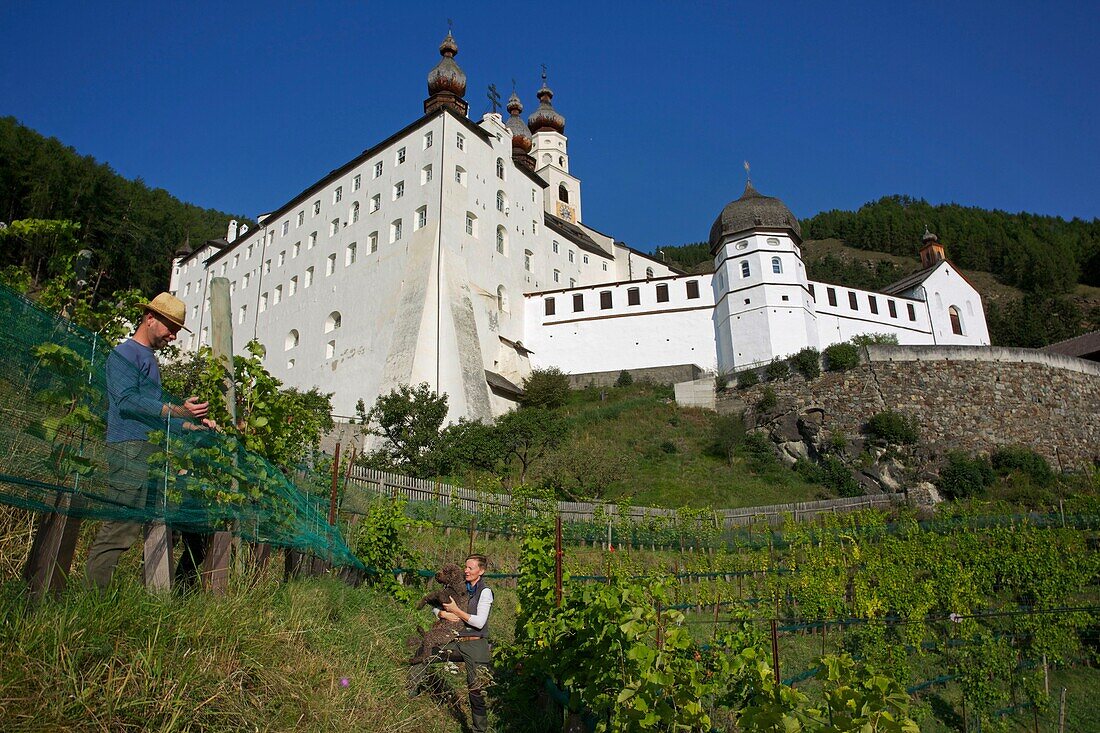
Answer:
[{"left": 556, "top": 202, "right": 576, "bottom": 223}]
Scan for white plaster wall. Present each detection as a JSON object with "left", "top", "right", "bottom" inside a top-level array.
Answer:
[
  {"left": 918, "top": 264, "right": 991, "bottom": 345},
  {"left": 524, "top": 274, "right": 716, "bottom": 374},
  {"left": 810, "top": 281, "right": 932, "bottom": 350}
]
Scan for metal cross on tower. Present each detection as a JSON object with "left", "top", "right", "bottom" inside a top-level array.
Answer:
[{"left": 487, "top": 84, "right": 501, "bottom": 114}]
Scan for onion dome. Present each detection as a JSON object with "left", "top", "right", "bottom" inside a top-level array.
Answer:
[
  {"left": 708, "top": 181, "right": 801, "bottom": 250},
  {"left": 527, "top": 72, "right": 565, "bottom": 133},
  {"left": 922, "top": 227, "right": 939, "bottom": 244},
  {"left": 426, "top": 31, "right": 466, "bottom": 98},
  {"left": 505, "top": 90, "right": 532, "bottom": 153}
]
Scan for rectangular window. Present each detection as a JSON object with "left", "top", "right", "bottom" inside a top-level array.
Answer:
[
  {"left": 422, "top": 165, "right": 433, "bottom": 184},
  {"left": 572, "top": 293, "right": 584, "bottom": 312},
  {"left": 423, "top": 131, "right": 433, "bottom": 148},
  {"left": 263, "top": 259, "right": 271, "bottom": 274},
  {"left": 281, "top": 221, "right": 289, "bottom": 236},
  {"left": 600, "top": 291, "right": 613, "bottom": 309},
  {"left": 627, "top": 287, "right": 641, "bottom": 306},
  {"left": 278, "top": 251, "right": 286, "bottom": 267},
  {"left": 686, "top": 280, "right": 700, "bottom": 299},
  {"left": 238, "top": 304, "right": 246, "bottom": 324},
  {"left": 296, "top": 211, "right": 304, "bottom": 227},
  {"left": 242, "top": 272, "right": 250, "bottom": 289},
  {"left": 888, "top": 300, "right": 897, "bottom": 318},
  {"left": 868, "top": 295, "right": 878, "bottom": 314},
  {"left": 456, "top": 133, "right": 465, "bottom": 150},
  {"left": 392, "top": 219, "right": 402, "bottom": 242},
  {"left": 330, "top": 218, "right": 340, "bottom": 236},
  {"left": 326, "top": 254, "right": 336, "bottom": 276},
  {"left": 393, "top": 181, "right": 404, "bottom": 199},
  {"left": 232, "top": 254, "right": 239, "bottom": 268},
  {"left": 289, "top": 276, "right": 298, "bottom": 296},
  {"left": 351, "top": 202, "right": 360, "bottom": 223},
  {"left": 308, "top": 231, "right": 317, "bottom": 249},
  {"left": 602, "top": 262, "right": 608, "bottom": 272},
  {"left": 907, "top": 303, "right": 917, "bottom": 321},
  {"left": 568, "top": 250, "right": 575, "bottom": 263},
  {"left": 848, "top": 291, "right": 858, "bottom": 310},
  {"left": 292, "top": 242, "right": 300, "bottom": 258},
  {"left": 305, "top": 267, "right": 314, "bottom": 287},
  {"left": 369, "top": 232, "right": 378, "bottom": 253},
  {"left": 524, "top": 250, "right": 532, "bottom": 272},
  {"left": 312, "top": 200, "right": 320, "bottom": 216},
  {"left": 553, "top": 269, "right": 560, "bottom": 283},
  {"left": 583, "top": 255, "right": 589, "bottom": 265},
  {"left": 545, "top": 297, "right": 555, "bottom": 316},
  {"left": 466, "top": 214, "right": 474, "bottom": 236},
  {"left": 827, "top": 287, "right": 837, "bottom": 307},
  {"left": 552, "top": 240, "right": 559, "bottom": 254},
  {"left": 569, "top": 278, "right": 576, "bottom": 288},
  {"left": 273, "top": 285, "right": 282, "bottom": 304},
  {"left": 656, "top": 283, "right": 669, "bottom": 303},
  {"left": 808, "top": 283, "right": 815, "bottom": 299},
  {"left": 396, "top": 147, "right": 406, "bottom": 164},
  {"left": 374, "top": 161, "right": 383, "bottom": 178},
  {"left": 334, "top": 186, "right": 343, "bottom": 204},
  {"left": 346, "top": 243, "right": 357, "bottom": 265},
  {"left": 246, "top": 244, "right": 254, "bottom": 258},
  {"left": 370, "top": 194, "right": 380, "bottom": 213},
  {"left": 416, "top": 207, "right": 427, "bottom": 230},
  {"left": 353, "top": 174, "right": 361, "bottom": 191}
]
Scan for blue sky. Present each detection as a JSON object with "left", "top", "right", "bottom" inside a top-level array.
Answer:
[{"left": 2, "top": 1, "right": 1097, "bottom": 252}]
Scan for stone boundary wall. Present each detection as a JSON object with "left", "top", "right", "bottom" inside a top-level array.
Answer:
[
  {"left": 567, "top": 363, "right": 705, "bottom": 389},
  {"left": 725, "top": 345, "right": 1100, "bottom": 470}
]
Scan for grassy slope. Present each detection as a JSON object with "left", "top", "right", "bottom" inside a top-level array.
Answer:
[{"left": 519, "top": 384, "right": 828, "bottom": 509}]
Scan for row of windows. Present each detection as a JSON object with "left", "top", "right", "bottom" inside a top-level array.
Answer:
[
  {"left": 812, "top": 284, "right": 918, "bottom": 321},
  {"left": 736, "top": 257, "right": 785, "bottom": 278},
  {"left": 545, "top": 280, "right": 701, "bottom": 316}
]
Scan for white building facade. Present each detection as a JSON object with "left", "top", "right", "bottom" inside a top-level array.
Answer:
[{"left": 170, "top": 33, "right": 990, "bottom": 421}]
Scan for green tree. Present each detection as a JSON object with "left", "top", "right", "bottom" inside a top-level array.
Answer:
[
  {"left": 495, "top": 407, "right": 565, "bottom": 484},
  {"left": 519, "top": 366, "right": 572, "bottom": 409},
  {"left": 359, "top": 382, "right": 449, "bottom": 478}
]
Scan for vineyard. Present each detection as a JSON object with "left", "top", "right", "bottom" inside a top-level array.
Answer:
[{"left": 352, "top": 490, "right": 1100, "bottom": 732}]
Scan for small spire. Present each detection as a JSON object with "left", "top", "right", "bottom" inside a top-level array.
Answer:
[{"left": 744, "top": 160, "right": 751, "bottom": 185}]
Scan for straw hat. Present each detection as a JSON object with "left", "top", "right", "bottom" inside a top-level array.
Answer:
[{"left": 142, "top": 292, "right": 190, "bottom": 332}]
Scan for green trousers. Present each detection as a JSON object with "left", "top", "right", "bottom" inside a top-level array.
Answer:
[
  {"left": 409, "top": 637, "right": 492, "bottom": 732},
  {"left": 85, "top": 441, "right": 157, "bottom": 589}
]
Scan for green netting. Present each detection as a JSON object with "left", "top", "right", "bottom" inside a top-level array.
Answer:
[{"left": 0, "top": 283, "right": 361, "bottom": 569}]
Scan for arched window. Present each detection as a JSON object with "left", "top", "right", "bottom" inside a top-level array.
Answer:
[
  {"left": 285, "top": 329, "right": 299, "bottom": 350},
  {"left": 645, "top": 267, "right": 654, "bottom": 279},
  {"left": 325, "top": 311, "right": 342, "bottom": 333},
  {"left": 542, "top": 153, "right": 552, "bottom": 165},
  {"left": 496, "top": 158, "right": 505, "bottom": 180},
  {"left": 949, "top": 306, "right": 964, "bottom": 335},
  {"left": 351, "top": 200, "right": 360, "bottom": 223},
  {"left": 558, "top": 155, "right": 564, "bottom": 167},
  {"left": 496, "top": 226, "right": 507, "bottom": 255},
  {"left": 496, "top": 190, "right": 506, "bottom": 212},
  {"left": 771, "top": 256, "right": 782, "bottom": 274},
  {"left": 558, "top": 184, "right": 569, "bottom": 203},
  {"left": 496, "top": 285, "right": 509, "bottom": 312},
  {"left": 741, "top": 261, "right": 751, "bottom": 278},
  {"left": 455, "top": 165, "right": 466, "bottom": 185},
  {"left": 326, "top": 340, "right": 336, "bottom": 359}
]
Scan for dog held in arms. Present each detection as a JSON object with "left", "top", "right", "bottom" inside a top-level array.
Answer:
[{"left": 407, "top": 562, "right": 470, "bottom": 665}]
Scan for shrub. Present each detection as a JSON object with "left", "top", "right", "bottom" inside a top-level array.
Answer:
[
  {"left": 520, "top": 367, "right": 572, "bottom": 410},
  {"left": 660, "top": 440, "right": 678, "bottom": 454},
  {"left": 823, "top": 342, "right": 860, "bottom": 371},
  {"left": 865, "top": 410, "right": 919, "bottom": 445},
  {"left": 764, "top": 358, "right": 790, "bottom": 381},
  {"left": 851, "top": 333, "right": 899, "bottom": 346},
  {"left": 742, "top": 432, "right": 777, "bottom": 472},
  {"left": 707, "top": 413, "right": 747, "bottom": 465},
  {"left": 614, "top": 370, "right": 634, "bottom": 387},
  {"left": 736, "top": 369, "right": 759, "bottom": 389},
  {"left": 990, "top": 446, "right": 1054, "bottom": 486},
  {"left": 756, "top": 386, "right": 777, "bottom": 412},
  {"left": 790, "top": 347, "right": 821, "bottom": 380},
  {"left": 821, "top": 456, "right": 862, "bottom": 497},
  {"left": 937, "top": 451, "right": 995, "bottom": 499},
  {"left": 714, "top": 372, "right": 729, "bottom": 391}
]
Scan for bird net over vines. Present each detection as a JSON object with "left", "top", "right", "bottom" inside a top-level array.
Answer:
[{"left": 0, "top": 283, "right": 361, "bottom": 568}]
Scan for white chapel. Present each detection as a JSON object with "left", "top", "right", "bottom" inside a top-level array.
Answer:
[{"left": 170, "top": 33, "right": 990, "bottom": 421}]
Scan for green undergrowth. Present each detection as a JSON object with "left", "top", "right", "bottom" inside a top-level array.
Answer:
[
  {"left": 0, "top": 573, "right": 466, "bottom": 733},
  {"left": 535, "top": 383, "right": 826, "bottom": 508}
]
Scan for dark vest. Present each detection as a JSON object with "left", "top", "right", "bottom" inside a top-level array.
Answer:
[{"left": 464, "top": 582, "right": 491, "bottom": 638}]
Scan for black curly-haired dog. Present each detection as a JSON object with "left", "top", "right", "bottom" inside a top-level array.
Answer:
[{"left": 407, "top": 562, "right": 469, "bottom": 665}]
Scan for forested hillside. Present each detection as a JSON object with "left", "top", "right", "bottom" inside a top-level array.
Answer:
[
  {"left": 0, "top": 117, "right": 249, "bottom": 296},
  {"left": 657, "top": 195, "right": 1100, "bottom": 347}
]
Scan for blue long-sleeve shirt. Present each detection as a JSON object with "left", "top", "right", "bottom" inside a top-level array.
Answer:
[{"left": 106, "top": 339, "right": 184, "bottom": 443}]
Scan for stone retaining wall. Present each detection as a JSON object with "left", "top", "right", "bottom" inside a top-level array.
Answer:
[{"left": 723, "top": 346, "right": 1100, "bottom": 470}]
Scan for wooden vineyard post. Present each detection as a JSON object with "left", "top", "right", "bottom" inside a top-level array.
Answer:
[
  {"left": 201, "top": 277, "right": 236, "bottom": 595},
  {"left": 328, "top": 443, "right": 342, "bottom": 527},
  {"left": 23, "top": 499, "right": 83, "bottom": 601},
  {"left": 1058, "top": 687, "right": 1067, "bottom": 733},
  {"left": 712, "top": 598, "right": 721, "bottom": 640},
  {"left": 555, "top": 515, "right": 563, "bottom": 608},
  {"left": 143, "top": 522, "right": 173, "bottom": 592},
  {"left": 468, "top": 516, "right": 476, "bottom": 557},
  {"left": 770, "top": 619, "right": 781, "bottom": 689}
]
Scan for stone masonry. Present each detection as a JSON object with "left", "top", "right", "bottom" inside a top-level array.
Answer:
[{"left": 723, "top": 345, "right": 1100, "bottom": 471}]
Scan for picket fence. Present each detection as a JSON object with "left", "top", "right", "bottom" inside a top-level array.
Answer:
[{"left": 345, "top": 466, "right": 903, "bottom": 529}]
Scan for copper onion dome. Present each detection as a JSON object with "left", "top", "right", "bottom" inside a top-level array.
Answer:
[
  {"left": 426, "top": 31, "right": 466, "bottom": 98},
  {"left": 505, "top": 90, "right": 532, "bottom": 152},
  {"left": 527, "top": 72, "right": 565, "bottom": 134}
]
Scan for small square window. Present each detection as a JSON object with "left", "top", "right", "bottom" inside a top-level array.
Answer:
[
  {"left": 456, "top": 133, "right": 465, "bottom": 150},
  {"left": 627, "top": 287, "right": 640, "bottom": 306},
  {"left": 686, "top": 280, "right": 700, "bottom": 299},
  {"left": 424, "top": 131, "right": 433, "bottom": 149},
  {"left": 545, "top": 297, "right": 556, "bottom": 316},
  {"left": 572, "top": 293, "right": 584, "bottom": 312},
  {"left": 600, "top": 291, "right": 612, "bottom": 309},
  {"left": 656, "top": 283, "right": 669, "bottom": 303}
]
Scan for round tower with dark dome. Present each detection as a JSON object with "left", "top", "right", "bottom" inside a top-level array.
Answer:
[
  {"left": 709, "top": 178, "right": 818, "bottom": 374},
  {"left": 424, "top": 31, "right": 469, "bottom": 116},
  {"left": 505, "top": 89, "right": 535, "bottom": 171}
]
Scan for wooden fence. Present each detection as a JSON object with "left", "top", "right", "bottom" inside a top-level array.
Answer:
[{"left": 345, "top": 466, "right": 903, "bottom": 529}]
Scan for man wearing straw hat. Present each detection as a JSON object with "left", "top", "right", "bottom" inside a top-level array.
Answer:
[{"left": 85, "top": 292, "right": 215, "bottom": 590}]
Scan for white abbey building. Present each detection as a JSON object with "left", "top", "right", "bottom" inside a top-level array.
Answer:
[{"left": 171, "top": 33, "right": 990, "bottom": 421}]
